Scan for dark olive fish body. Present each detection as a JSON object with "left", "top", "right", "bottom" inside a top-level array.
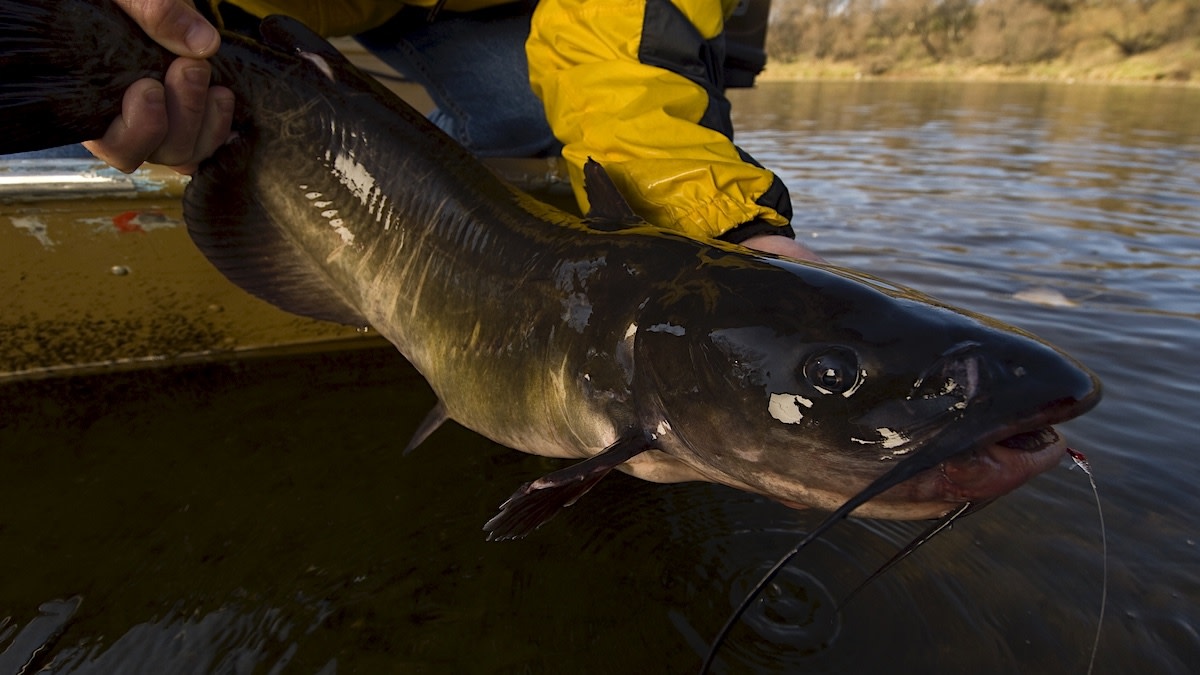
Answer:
[{"left": 0, "top": 0, "right": 1100, "bottom": 541}]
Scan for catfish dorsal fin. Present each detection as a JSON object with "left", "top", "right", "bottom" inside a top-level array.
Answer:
[
  {"left": 583, "top": 158, "right": 646, "bottom": 229},
  {"left": 483, "top": 433, "right": 651, "bottom": 541}
]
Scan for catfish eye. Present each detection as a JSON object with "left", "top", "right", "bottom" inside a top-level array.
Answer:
[{"left": 803, "top": 348, "right": 860, "bottom": 395}]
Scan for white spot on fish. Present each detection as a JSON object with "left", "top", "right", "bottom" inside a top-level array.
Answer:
[
  {"left": 731, "top": 446, "right": 765, "bottom": 462},
  {"left": 878, "top": 427, "right": 910, "bottom": 451},
  {"left": 300, "top": 51, "right": 335, "bottom": 81},
  {"left": 323, "top": 151, "right": 390, "bottom": 245},
  {"left": 314, "top": 201, "right": 332, "bottom": 208},
  {"left": 305, "top": 192, "right": 322, "bottom": 200},
  {"left": 647, "top": 323, "right": 686, "bottom": 336},
  {"left": 11, "top": 216, "right": 54, "bottom": 248},
  {"left": 561, "top": 293, "right": 592, "bottom": 332},
  {"left": 328, "top": 220, "right": 353, "bottom": 243},
  {"left": 554, "top": 259, "right": 606, "bottom": 333},
  {"left": 656, "top": 420, "right": 671, "bottom": 436},
  {"left": 768, "top": 393, "right": 807, "bottom": 424},
  {"left": 333, "top": 152, "right": 377, "bottom": 205},
  {"left": 852, "top": 427, "right": 911, "bottom": 452},
  {"left": 615, "top": 323, "right": 637, "bottom": 381},
  {"left": 323, "top": 151, "right": 393, "bottom": 245}
]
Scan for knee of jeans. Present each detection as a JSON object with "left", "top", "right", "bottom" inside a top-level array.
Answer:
[
  {"left": 473, "top": 119, "right": 560, "bottom": 158},
  {"left": 435, "top": 108, "right": 559, "bottom": 158}
]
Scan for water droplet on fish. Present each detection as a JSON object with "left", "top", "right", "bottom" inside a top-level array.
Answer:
[{"left": 110, "top": 265, "right": 130, "bottom": 276}]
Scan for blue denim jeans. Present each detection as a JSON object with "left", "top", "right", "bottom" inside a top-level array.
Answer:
[{"left": 355, "top": 6, "right": 562, "bottom": 158}]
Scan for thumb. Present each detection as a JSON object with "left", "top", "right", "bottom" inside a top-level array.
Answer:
[{"left": 113, "top": 0, "right": 220, "bottom": 58}]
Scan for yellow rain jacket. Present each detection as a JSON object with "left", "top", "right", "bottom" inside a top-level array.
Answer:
[{"left": 221, "top": 0, "right": 793, "bottom": 241}]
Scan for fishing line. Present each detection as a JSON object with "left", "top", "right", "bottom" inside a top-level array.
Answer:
[{"left": 1068, "top": 448, "right": 1106, "bottom": 675}]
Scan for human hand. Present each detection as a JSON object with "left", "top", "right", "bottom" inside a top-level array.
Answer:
[
  {"left": 742, "top": 234, "right": 824, "bottom": 263},
  {"left": 83, "top": 0, "right": 234, "bottom": 174}
]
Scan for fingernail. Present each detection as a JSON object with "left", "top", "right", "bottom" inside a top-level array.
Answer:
[
  {"left": 143, "top": 85, "right": 166, "bottom": 108},
  {"left": 184, "top": 65, "right": 210, "bottom": 87},
  {"left": 184, "top": 21, "right": 219, "bottom": 57}
]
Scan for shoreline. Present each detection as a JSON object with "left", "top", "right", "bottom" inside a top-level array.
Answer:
[{"left": 759, "top": 48, "right": 1199, "bottom": 88}]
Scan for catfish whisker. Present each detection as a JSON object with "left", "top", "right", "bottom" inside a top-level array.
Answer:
[{"left": 836, "top": 501, "right": 974, "bottom": 612}]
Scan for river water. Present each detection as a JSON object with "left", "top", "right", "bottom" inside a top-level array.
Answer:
[{"left": 1, "top": 81, "right": 1197, "bottom": 674}]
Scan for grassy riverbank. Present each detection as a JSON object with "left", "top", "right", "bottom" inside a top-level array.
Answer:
[
  {"left": 763, "top": 0, "right": 1200, "bottom": 86},
  {"left": 761, "top": 39, "right": 1200, "bottom": 85}
]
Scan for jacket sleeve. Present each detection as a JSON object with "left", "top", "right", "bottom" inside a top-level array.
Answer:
[{"left": 526, "top": 0, "right": 793, "bottom": 240}]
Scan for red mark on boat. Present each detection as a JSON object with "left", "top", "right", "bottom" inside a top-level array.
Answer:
[{"left": 112, "top": 211, "right": 146, "bottom": 233}]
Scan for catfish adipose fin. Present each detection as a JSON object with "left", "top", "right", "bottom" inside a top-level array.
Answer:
[
  {"left": 483, "top": 434, "right": 652, "bottom": 541},
  {"left": 582, "top": 158, "right": 645, "bottom": 229}
]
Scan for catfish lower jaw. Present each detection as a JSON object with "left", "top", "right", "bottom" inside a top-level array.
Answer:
[
  {"left": 763, "top": 427, "right": 1068, "bottom": 520},
  {"left": 936, "top": 427, "right": 1067, "bottom": 502}
]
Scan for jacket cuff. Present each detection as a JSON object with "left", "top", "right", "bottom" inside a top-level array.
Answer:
[{"left": 718, "top": 218, "right": 797, "bottom": 245}]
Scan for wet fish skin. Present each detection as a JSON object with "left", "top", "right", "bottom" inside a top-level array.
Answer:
[{"left": 0, "top": 0, "right": 1100, "bottom": 534}]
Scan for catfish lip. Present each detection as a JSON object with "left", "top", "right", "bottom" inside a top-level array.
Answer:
[
  {"left": 904, "top": 388, "right": 1100, "bottom": 509},
  {"left": 937, "top": 426, "right": 1067, "bottom": 501}
]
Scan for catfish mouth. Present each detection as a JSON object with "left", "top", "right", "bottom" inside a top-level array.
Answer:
[
  {"left": 844, "top": 354, "right": 1102, "bottom": 519},
  {"left": 762, "top": 425, "right": 1070, "bottom": 519},
  {"left": 937, "top": 425, "right": 1066, "bottom": 502},
  {"left": 863, "top": 396, "right": 1091, "bottom": 519}
]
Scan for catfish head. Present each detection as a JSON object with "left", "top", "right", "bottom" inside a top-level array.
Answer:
[{"left": 630, "top": 252, "right": 1102, "bottom": 520}]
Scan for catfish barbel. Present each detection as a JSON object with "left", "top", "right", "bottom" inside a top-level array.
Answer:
[{"left": 1, "top": 0, "right": 1100, "bottom": 662}]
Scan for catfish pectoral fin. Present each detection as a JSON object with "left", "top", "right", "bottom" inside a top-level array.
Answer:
[
  {"left": 483, "top": 434, "right": 651, "bottom": 541},
  {"left": 403, "top": 401, "right": 448, "bottom": 455}
]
